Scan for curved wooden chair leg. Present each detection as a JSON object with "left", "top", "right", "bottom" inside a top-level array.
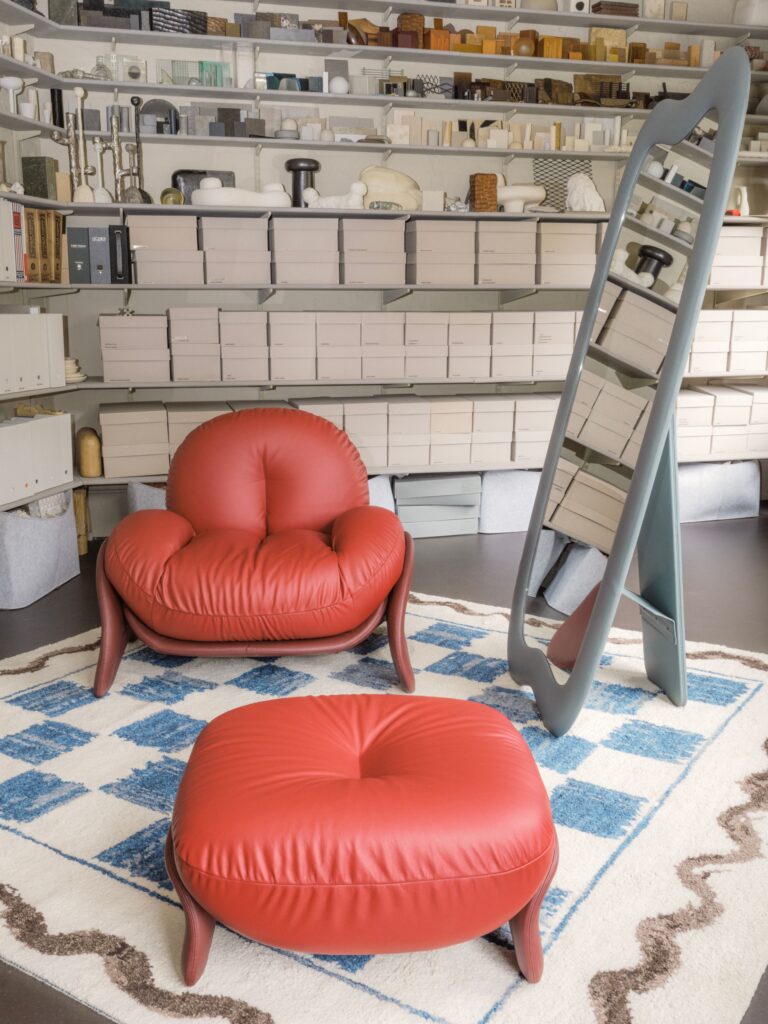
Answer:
[
  {"left": 93, "top": 542, "right": 132, "bottom": 698},
  {"left": 164, "top": 831, "right": 216, "bottom": 986},
  {"left": 509, "top": 835, "right": 559, "bottom": 983},
  {"left": 387, "top": 532, "right": 415, "bottom": 693}
]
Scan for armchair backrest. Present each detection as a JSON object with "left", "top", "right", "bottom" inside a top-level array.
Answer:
[{"left": 166, "top": 409, "right": 370, "bottom": 537}]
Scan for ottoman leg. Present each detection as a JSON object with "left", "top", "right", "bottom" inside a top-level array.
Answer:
[
  {"left": 509, "top": 836, "right": 559, "bottom": 983},
  {"left": 387, "top": 532, "right": 416, "bottom": 693},
  {"left": 93, "top": 543, "right": 132, "bottom": 698},
  {"left": 164, "top": 832, "right": 215, "bottom": 985}
]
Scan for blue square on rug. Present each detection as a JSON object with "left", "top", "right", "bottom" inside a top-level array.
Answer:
[
  {"left": 121, "top": 671, "right": 217, "bottom": 706},
  {"left": 228, "top": 663, "right": 315, "bottom": 696},
  {"left": 470, "top": 686, "right": 538, "bottom": 724},
  {"left": 0, "top": 721, "right": 95, "bottom": 765},
  {"left": 97, "top": 818, "right": 172, "bottom": 889},
  {"left": 686, "top": 671, "right": 748, "bottom": 706},
  {"left": 521, "top": 726, "right": 596, "bottom": 773},
  {"left": 603, "top": 720, "right": 704, "bottom": 763},
  {"left": 351, "top": 632, "right": 390, "bottom": 656},
  {"left": 7, "top": 680, "right": 96, "bottom": 718},
  {"left": 427, "top": 651, "right": 508, "bottom": 683},
  {"left": 550, "top": 779, "right": 645, "bottom": 838},
  {"left": 113, "top": 710, "right": 206, "bottom": 753},
  {"left": 331, "top": 657, "right": 404, "bottom": 691},
  {"left": 586, "top": 681, "right": 656, "bottom": 715},
  {"left": 410, "top": 622, "right": 488, "bottom": 650},
  {"left": 101, "top": 756, "right": 186, "bottom": 814},
  {"left": 0, "top": 770, "right": 88, "bottom": 822},
  {"left": 125, "top": 648, "right": 195, "bottom": 669}
]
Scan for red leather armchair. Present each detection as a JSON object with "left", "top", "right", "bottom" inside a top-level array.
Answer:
[{"left": 94, "top": 408, "right": 415, "bottom": 696}]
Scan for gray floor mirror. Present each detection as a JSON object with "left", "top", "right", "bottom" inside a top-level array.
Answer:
[{"left": 507, "top": 46, "right": 751, "bottom": 736}]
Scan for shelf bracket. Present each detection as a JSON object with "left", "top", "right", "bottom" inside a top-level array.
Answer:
[
  {"left": 735, "top": 32, "right": 751, "bottom": 46},
  {"left": 626, "top": 23, "right": 640, "bottom": 39},
  {"left": 6, "top": 23, "right": 35, "bottom": 38},
  {"left": 500, "top": 288, "right": 537, "bottom": 304},
  {"left": 621, "top": 69, "right": 637, "bottom": 85},
  {"left": 503, "top": 153, "right": 516, "bottom": 167},
  {"left": 15, "top": 130, "right": 41, "bottom": 142},
  {"left": 504, "top": 62, "right": 519, "bottom": 81},
  {"left": 505, "top": 17, "right": 520, "bottom": 31},
  {"left": 383, "top": 287, "right": 412, "bottom": 304},
  {"left": 257, "top": 287, "right": 275, "bottom": 303},
  {"left": 381, "top": 147, "right": 392, "bottom": 162},
  {"left": 382, "top": 5, "right": 393, "bottom": 21}
]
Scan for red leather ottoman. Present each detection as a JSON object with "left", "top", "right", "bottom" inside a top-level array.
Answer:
[{"left": 165, "top": 695, "right": 558, "bottom": 985}]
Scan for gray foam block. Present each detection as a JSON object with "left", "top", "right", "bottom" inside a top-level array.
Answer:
[
  {"left": 528, "top": 527, "right": 568, "bottom": 596},
  {"left": 368, "top": 475, "right": 395, "bottom": 513},
  {"left": 406, "top": 517, "right": 479, "bottom": 539},
  {"left": 398, "top": 502, "right": 480, "bottom": 523},
  {"left": 394, "top": 474, "right": 481, "bottom": 500},
  {"left": 544, "top": 543, "right": 607, "bottom": 616},
  {"left": 678, "top": 460, "right": 760, "bottom": 523},
  {"left": 127, "top": 481, "right": 167, "bottom": 513},
  {"left": 480, "top": 469, "right": 542, "bottom": 534},
  {"left": 0, "top": 493, "right": 79, "bottom": 609}
]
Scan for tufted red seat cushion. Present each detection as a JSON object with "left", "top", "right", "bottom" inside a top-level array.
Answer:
[
  {"left": 104, "top": 409, "right": 405, "bottom": 642},
  {"left": 170, "top": 694, "right": 557, "bottom": 954}
]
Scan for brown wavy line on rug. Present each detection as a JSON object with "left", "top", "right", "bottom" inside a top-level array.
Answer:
[
  {"left": 0, "top": 640, "right": 101, "bottom": 677},
  {"left": 588, "top": 738, "right": 768, "bottom": 1024},
  {"left": 0, "top": 884, "right": 273, "bottom": 1024}
]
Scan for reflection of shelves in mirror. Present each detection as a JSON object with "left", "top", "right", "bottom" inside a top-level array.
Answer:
[
  {"left": 654, "top": 139, "right": 714, "bottom": 170},
  {"left": 563, "top": 433, "right": 633, "bottom": 472},
  {"left": 623, "top": 215, "right": 694, "bottom": 256},
  {"left": 606, "top": 272, "right": 679, "bottom": 313},
  {"left": 588, "top": 341, "right": 659, "bottom": 383},
  {"left": 636, "top": 172, "right": 704, "bottom": 214}
]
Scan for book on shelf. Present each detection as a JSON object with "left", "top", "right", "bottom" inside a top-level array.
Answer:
[{"left": 2, "top": 207, "right": 65, "bottom": 284}]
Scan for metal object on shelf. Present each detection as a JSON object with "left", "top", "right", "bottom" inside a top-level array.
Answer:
[
  {"left": 285, "top": 157, "right": 319, "bottom": 208},
  {"left": 91, "top": 137, "right": 112, "bottom": 203},
  {"left": 51, "top": 111, "right": 79, "bottom": 197},
  {"left": 72, "top": 86, "right": 94, "bottom": 202},
  {"left": 126, "top": 96, "right": 152, "bottom": 203}
]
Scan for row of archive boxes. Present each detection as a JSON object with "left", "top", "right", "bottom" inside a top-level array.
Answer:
[{"left": 0, "top": 414, "right": 73, "bottom": 506}]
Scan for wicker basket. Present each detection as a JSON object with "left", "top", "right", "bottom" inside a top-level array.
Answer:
[
  {"left": 469, "top": 173, "right": 498, "bottom": 212},
  {"left": 397, "top": 12, "right": 425, "bottom": 48}
]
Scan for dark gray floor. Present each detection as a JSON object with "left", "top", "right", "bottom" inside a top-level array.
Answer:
[{"left": 0, "top": 516, "right": 766, "bottom": 1023}]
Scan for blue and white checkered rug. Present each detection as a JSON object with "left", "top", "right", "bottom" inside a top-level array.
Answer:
[{"left": 0, "top": 594, "right": 766, "bottom": 1024}]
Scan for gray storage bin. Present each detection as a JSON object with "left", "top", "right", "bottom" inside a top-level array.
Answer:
[
  {"left": 0, "top": 492, "right": 79, "bottom": 609},
  {"left": 127, "top": 480, "right": 167, "bottom": 513}
]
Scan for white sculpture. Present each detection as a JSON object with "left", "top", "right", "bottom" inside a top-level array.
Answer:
[
  {"left": 610, "top": 247, "right": 654, "bottom": 289},
  {"left": 497, "top": 184, "right": 546, "bottom": 213},
  {"left": 303, "top": 181, "right": 367, "bottom": 209},
  {"left": 360, "top": 165, "right": 421, "bottom": 210},
  {"left": 190, "top": 177, "right": 292, "bottom": 207},
  {"left": 566, "top": 173, "right": 606, "bottom": 212}
]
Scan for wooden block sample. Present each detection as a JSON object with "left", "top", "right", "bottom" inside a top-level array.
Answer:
[
  {"left": 469, "top": 173, "right": 497, "bottom": 213},
  {"left": 541, "top": 36, "right": 564, "bottom": 59},
  {"left": 425, "top": 28, "right": 450, "bottom": 50}
]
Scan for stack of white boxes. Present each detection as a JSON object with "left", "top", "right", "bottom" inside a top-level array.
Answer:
[
  {"left": 471, "top": 396, "right": 515, "bottom": 465},
  {"left": 491, "top": 312, "right": 534, "bottom": 379},
  {"left": 168, "top": 307, "right": 221, "bottom": 382},
  {"left": 201, "top": 217, "right": 270, "bottom": 286},
  {"left": 514, "top": 395, "right": 559, "bottom": 465},
  {"left": 546, "top": 454, "right": 629, "bottom": 554},
  {"left": 268, "top": 312, "right": 316, "bottom": 381},
  {"left": 709, "top": 225, "right": 763, "bottom": 289},
  {"left": 167, "top": 402, "right": 229, "bottom": 457},
  {"left": 394, "top": 474, "right": 482, "bottom": 538},
  {"left": 430, "top": 398, "right": 473, "bottom": 466},
  {"left": 0, "top": 414, "right": 73, "bottom": 506},
  {"left": 695, "top": 385, "right": 754, "bottom": 459},
  {"left": 676, "top": 388, "right": 715, "bottom": 460},
  {"left": 388, "top": 398, "right": 431, "bottom": 467},
  {"left": 537, "top": 222, "right": 598, "bottom": 288},
  {"left": 567, "top": 363, "right": 651, "bottom": 465},
  {"left": 99, "top": 402, "right": 169, "bottom": 479},
  {"left": 0, "top": 314, "right": 66, "bottom": 395},
  {"left": 220, "top": 311, "right": 269, "bottom": 381},
  {"left": 363, "top": 313, "right": 405, "bottom": 380},
  {"left": 476, "top": 221, "right": 536, "bottom": 287},
  {"left": 534, "top": 312, "right": 576, "bottom": 379},
  {"left": 405, "top": 313, "right": 448, "bottom": 380},
  {"left": 596, "top": 290, "right": 674, "bottom": 375},
  {"left": 270, "top": 218, "right": 339, "bottom": 285},
  {"left": 734, "top": 384, "right": 768, "bottom": 455},
  {"left": 688, "top": 310, "right": 730, "bottom": 376},
  {"left": 317, "top": 313, "right": 362, "bottom": 381},
  {"left": 99, "top": 315, "right": 170, "bottom": 383},
  {"left": 729, "top": 311, "right": 768, "bottom": 375},
  {"left": 343, "top": 399, "right": 387, "bottom": 469},
  {"left": 340, "top": 219, "right": 406, "bottom": 285},
  {"left": 448, "top": 313, "right": 492, "bottom": 380},
  {"left": 128, "top": 215, "right": 204, "bottom": 286},
  {"left": 291, "top": 398, "right": 344, "bottom": 429},
  {"left": 405, "top": 221, "right": 475, "bottom": 285}
]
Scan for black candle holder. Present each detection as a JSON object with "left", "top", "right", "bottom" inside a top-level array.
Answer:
[{"left": 285, "top": 158, "right": 320, "bottom": 208}]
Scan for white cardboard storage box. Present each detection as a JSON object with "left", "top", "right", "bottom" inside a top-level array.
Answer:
[
  {"left": 448, "top": 313, "right": 492, "bottom": 347},
  {"left": 271, "top": 256, "right": 339, "bottom": 285},
  {"left": 747, "top": 424, "right": 768, "bottom": 452},
  {"left": 728, "top": 341, "right": 767, "bottom": 375},
  {"left": 341, "top": 256, "right": 406, "bottom": 285},
  {"left": 102, "top": 449, "right": 170, "bottom": 479},
  {"left": 354, "top": 442, "right": 387, "bottom": 468},
  {"left": 219, "top": 311, "right": 268, "bottom": 348},
  {"left": 388, "top": 399, "right": 432, "bottom": 435},
  {"left": 171, "top": 353, "right": 221, "bottom": 382},
  {"left": 470, "top": 432, "right": 513, "bottom": 464},
  {"left": 677, "top": 425, "right": 713, "bottom": 459},
  {"left": 316, "top": 313, "right": 362, "bottom": 348},
  {"left": 270, "top": 348, "right": 316, "bottom": 381},
  {"left": 430, "top": 437, "right": 472, "bottom": 465},
  {"left": 676, "top": 390, "right": 715, "bottom": 427},
  {"left": 126, "top": 215, "right": 198, "bottom": 251},
  {"left": 579, "top": 410, "right": 633, "bottom": 459},
  {"left": 344, "top": 402, "right": 388, "bottom": 437},
  {"left": 713, "top": 228, "right": 763, "bottom": 266},
  {"left": 269, "top": 313, "right": 316, "bottom": 348},
  {"left": 362, "top": 349, "right": 406, "bottom": 380},
  {"left": 388, "top": 436, "right": 430, "bottom": 467},
  {"left": 269, "top": 219, "right": 339, "bottom": 254},
  {"left": 99, "top": 314, "right": 168, "bottom": 350},
  {"left": 199, "top": 217, "right": 268, "bottom": 251},
  {"left": 102, "top": 349, "right": 170, "bottom": 383},
  {"left": 99, "top": 402, "right": 168, "bottom": 446},
  {"left": 477, "top": 221, "right": 536, "bottom": 255},
  {"left": 732, "top": 385, "right": 768, "bottom": 424},
  {"left": 533, "top": 342, "right": 572, "bottom": 380},
  {"left": 476, "top": 262, "right": 536, "bottom": 287},
  {"left": 515, "top": 395, "right": 559, "bottom": 430},
  {"left": 133, "top": 250, "right": 204, "bottom": 286},
  {"left": 694, "top": 385, "right": 752, "bottom": 426},
  {"left": 492, "top": 345, "right": 534, "bottom": 379},
  {"left": 473, "top": 397, "right": 515, "bottom": 432},
  {"left": 405, "top": 347, "right": 448, "bottom": 379},
  {"left": 221, "top": 353, "right": 269, "bottom": 381},
  {"left": 710, "top": 266, "right": 762, "bottom": 288},
  {"left": 689, "top": 340, "right": 729, "bottom": 375},
  {"left": 534, "top": 312, "right": 575, "bottom": 344},
  {"left": 405, "top": 313, "right": 450, "bottom": 346},
  {"left": 293, "top": 400, "right": 344, "bottom": 428},
  {"left": 406, "top": 254, "right": 475, "bottom": 286},
  {"left": 449, "top": 345, "right": 492, "bottom": 380},
  {"left": 341, "top": 219, "right": 405, "bottom": 253},
  {"left": 168, "top": 307, "right": 219, "bottom": 346},
  {"left": 362, "top": 312, "right": 405, "bottom": 346},
  {"left": 405, "top": 221, "right": 475, "bottom": 254},
  {"left": 205, "top": 251, "right": 271, "bottom": 285},
  {"left": 514, "top": 430, "right": 550, "bottom": 465},
  {"left": 430, "top": 399, "right": 473, "bottom": 434},
  {"left": 317, "top": 348, "right": 363, "bottom": 381},
  {"left": 538, "top": 264, "right": 596, "bottom": 287},
  {"left": 492, "top": 311, "right": 535, "bottom": 346}
]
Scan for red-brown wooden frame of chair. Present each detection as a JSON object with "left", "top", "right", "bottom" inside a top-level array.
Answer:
[{"left": 92, "top": 533, "right": 416, "bottom": 697}]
